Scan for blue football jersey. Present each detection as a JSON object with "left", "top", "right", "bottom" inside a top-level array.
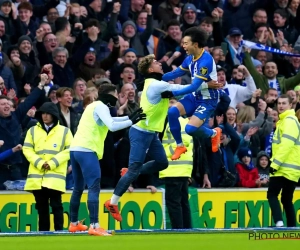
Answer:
[{"left": 180, "top": 50, "right": 219, "bottom": 100}]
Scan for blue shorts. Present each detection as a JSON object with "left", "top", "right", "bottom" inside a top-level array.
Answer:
[{"left": 178, "top": 93, "right": 217, "bottom": 121}]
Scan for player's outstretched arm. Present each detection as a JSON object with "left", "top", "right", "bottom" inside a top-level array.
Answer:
[
  {"left": 162, "top": 66, "right": 187, "bottom": 81},
  {"left": 94, "top": 103, "right": 133, "bottom": 132},
  {"left": 149, "top": 79, "right": 192, "bottom": 95},
  {"left": 172, "top": 77, "right": 204, "bottom": 96}
]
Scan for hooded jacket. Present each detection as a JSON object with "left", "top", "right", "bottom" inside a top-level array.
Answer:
[
  {"left": 256, "top": 151, "right": 270, "bottom": 186},
  {"left": 34, "top": 102, "right": 60, "bottom": 133},
  {"left": 23, "top": 102, "right": 73, "bottom": 192}
]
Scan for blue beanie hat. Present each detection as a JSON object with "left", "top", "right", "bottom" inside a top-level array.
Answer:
[
  {"left": 251, "top": 58, "right": 262, "bottom": 67},
  {"left": 237, "top": 147, "right": 252, "bottom": 162},
  {"left": 123, "top": 48, "right": 137, "bottom": 56},
  {"left": 182, "top": 3, "right": 197, "bottom": 14}
]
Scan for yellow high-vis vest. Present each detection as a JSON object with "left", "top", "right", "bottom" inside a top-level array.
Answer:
[
  {"left": 271, "top": 109, "right": 300, "bottom": 182},
  {"left": 136, "top": 78, "right": 169, "bottom": 132},
  {"left": 23, "top": 123, "right": 73, "bottom": 193},
  {"left": 71, "top": 101, "right": 108, "bottom": 160},
  {"left": 159, "top": 117, "right": 193, "bottom": 178}
]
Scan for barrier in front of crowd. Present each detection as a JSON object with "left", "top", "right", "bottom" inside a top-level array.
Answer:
[
  {"left": 0, "top": 190, "right": 166, "bottom": 232},
  {"left": 187, "top": 188, "right": 300, "bottom": 229},
  {"left": 0, "top": 188, "right": 299, "bottom": 232}
]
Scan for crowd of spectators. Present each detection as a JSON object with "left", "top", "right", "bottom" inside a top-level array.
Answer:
[{"left": 1, "top": 0, "right": 300, "bottom": 191}]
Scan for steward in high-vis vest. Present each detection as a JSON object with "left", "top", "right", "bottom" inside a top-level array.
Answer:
[
  {"left": 23, "top": 102, "right": 73, "bottom": 232},
  {"left": 267, "top": 94, "right": 300, "bottom": 227},
  {"left": 160, "top": 116, "right": 193, "bottom": 229},
  {"left": 69, "top": 83, "right": 146, "bottom": 236},
  {"left": 106, "top": 54, "right": 190, "bottom": 222}
]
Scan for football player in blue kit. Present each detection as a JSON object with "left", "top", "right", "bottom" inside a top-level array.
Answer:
[{"left": 161, "top": 27, "right": 223, "bottom": 160}]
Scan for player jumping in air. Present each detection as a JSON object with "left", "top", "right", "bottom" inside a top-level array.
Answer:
[{"left": 161, "top": 27, "right": 222, "bottom": 160}]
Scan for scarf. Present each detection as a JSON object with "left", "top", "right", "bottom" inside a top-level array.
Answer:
[
  {"left": 221, "top": 148, "right": 229, "bottom": 171},
  {"left": 137, "top": 26, "right": 149, "bottom": 45},
  {"left": 265, "top": 131, "right": 274, "bottom": 156},
  {"left": 268, "top": 79, "right": 281, "bottom": 95},
  {"left": 223, "top": 85, "right": 230, "bottom": 96},
  {"left": 237, "top": 40, "right": 300, "bottom": 63},
  {"left": 225, "top": 38, "right": 240, "bottom": 65},
  {"left": 243, "top": 161, "right": 255, "bottom": 171}
]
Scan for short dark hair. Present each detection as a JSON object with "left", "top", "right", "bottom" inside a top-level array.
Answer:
[
  {"left": 200, "top": 17, "right": 213, "bottom": 25},
  {"left": 184, "top": 27, "right": 208, "bottom": 48},
  {"left": 278, "top": 94, "right": 292, "bottom": 104},
  {"left": 137, "top": 10, "right": 148, "bottom": 17},
  {"left": 93, "top": 68, "right": 106, "bottom": 77},
  {"left": 122, "top": 64, "right": 136, "bottom": 73},
  {"left": 265, "top": 60, "right": 277, "bottom": 66},
  {"left": 85, "top": 19, "right": 101, "bottom": 30},
  {"left": 166, "top": 19, "right": 180, "bottom": 30},
  {"left": 55, "top": 17, "right": 70, "bottom": 33},
  {"left": 266, "top": 88, "right": 278, "bottom": 94},
  {"left": 274, "top": 9, "right": 288, "bottom": 19},
  {"left": 254, "top": 22, "right": 269, "bottom": 33},
  {"left": 254, "top": 8, "right": 267, "bottom": 15},
  {"left": 98, "top": 83, "right": 117, "bottom": 95}
]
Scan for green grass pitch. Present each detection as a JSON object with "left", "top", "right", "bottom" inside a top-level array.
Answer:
[{"left": 1, "top": 233, "right": 299, "bottom": 250}]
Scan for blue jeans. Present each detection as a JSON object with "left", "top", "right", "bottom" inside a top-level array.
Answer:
[
  {"left": 69, "top": 151, "right": 101, "bottom": 224},
  {"left": 114, "top": 126, "right": 169, "bottom": 196}
]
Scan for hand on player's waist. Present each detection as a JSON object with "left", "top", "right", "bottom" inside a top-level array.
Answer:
[{"left": 207, "top": 80, "right": 223, "bottom": 89}]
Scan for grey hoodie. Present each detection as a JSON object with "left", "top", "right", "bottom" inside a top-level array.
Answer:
[{"left": 256, "top": 151, "right": 270, "bottom": 187}]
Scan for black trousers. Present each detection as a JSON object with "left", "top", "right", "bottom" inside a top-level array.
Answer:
[
  {"left": 32, "top": 187, "right": 63, "bottom": 231},
  {"left": 165, "top": 177, "right": 192, "bottom": 229},
  {"left": 267, "top": 176, "right": 297, "bottom": 227}
]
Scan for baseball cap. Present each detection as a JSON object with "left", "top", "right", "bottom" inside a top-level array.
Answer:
[{"left": 228, "top": 27, "right": 242, "bottom": 36}]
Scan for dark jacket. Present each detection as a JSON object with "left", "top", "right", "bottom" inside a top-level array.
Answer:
[
  {"left": 0, "top": 61, "right": 17, "bottom": 93},
  {"left": 14, "top": 17, "right": 39, "bottom": 42},
  {"left": 0, "top": 87, "right": 43, "bottom": 165},
  {"left": 19, "top": 50, "right": 40, "bottom": 90},
  {"left": 206, "top": 122, "right": 240, "bottom": 187},
  {"left": 56, "top": 103, "right": 80, "bottom": 136},
  {"left": 156, "top": 35, "right": 186, "bottom": 67},
  {"left": 192, "top": 136, "right": 209, "bottom": 187},
  {"left": 75, "top": 46, "right": 120, "bottom": 81},
  {"left": 52, "top": 62, "right": 75, "bottom": 88},
  {"left": 128, "top": 15, "right": 153, "bottom": 57},
  {"left": 0, "top": 34, "right": 11, "bottom": 54},
  {"left": 223, "top": 0, "right": 268, "bottom": 40}
]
